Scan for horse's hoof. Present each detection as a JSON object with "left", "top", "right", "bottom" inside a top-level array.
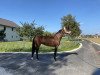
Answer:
[
  {"left": 36, "top": 58, "right": 39, "bottom": 60},
  {"left": 54, "top": 58, "right": 57, "bottom": 61},
  {"left": 31, "top": 57, "right": 34, "bottom": 60}
]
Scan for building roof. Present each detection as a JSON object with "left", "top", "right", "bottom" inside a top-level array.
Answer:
[{"left": 0, "top": 18, "right": 18, "bottom": 27}]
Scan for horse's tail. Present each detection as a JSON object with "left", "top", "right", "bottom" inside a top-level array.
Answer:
[{"left": 31, "top": 36, "right": 36, "bottom": 58}]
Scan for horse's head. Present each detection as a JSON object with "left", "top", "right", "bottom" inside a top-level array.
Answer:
[{"left": 63, "top": 26, "right": 71, "bottom": 34}]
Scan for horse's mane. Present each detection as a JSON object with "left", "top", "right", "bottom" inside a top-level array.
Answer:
[{"left": 54, "top": 29, "right": 62, "bottom": 35}]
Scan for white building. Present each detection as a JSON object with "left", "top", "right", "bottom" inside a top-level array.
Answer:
[{"left": 0, "top": 18, "right": 20, "bottom": 41}]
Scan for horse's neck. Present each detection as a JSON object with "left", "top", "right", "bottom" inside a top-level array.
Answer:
[{"left": 54, "top": 30, "right": 64, "bottom": 41}]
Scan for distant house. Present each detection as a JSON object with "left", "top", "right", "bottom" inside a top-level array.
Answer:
[{"left": 0, "top": 18, "right": 20, "bottom": 41}]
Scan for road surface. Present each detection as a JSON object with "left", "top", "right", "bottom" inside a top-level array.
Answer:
[{"left": 0, "top": 40, "right": 100, "bottom": 75}]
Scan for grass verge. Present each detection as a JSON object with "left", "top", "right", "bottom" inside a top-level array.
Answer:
[{"left": 0, "top": 38, "right": 80, "bottom": 52}]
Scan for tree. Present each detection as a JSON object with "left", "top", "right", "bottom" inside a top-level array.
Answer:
[
  {"left": 61, "top": 14, "right": 81, "bottom": 37},
  {"left": 43, "top": 31, "right": 52, "bottom": 36},
  {"left": 16, "top": 21, "right": 44, "bottom": 41},
  {"left": 34, "top": 26, "right": 44, "bottom": 36}
]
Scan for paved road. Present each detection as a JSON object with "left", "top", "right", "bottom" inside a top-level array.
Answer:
[{"left": 0, "top": 40, "right": 100, "bottom": 75}]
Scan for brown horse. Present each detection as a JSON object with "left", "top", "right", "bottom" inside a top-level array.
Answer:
[{"left": 31, "top": 26, "right": 71, "bottom": 61}]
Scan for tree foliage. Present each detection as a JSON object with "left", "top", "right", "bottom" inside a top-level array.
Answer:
[
  {"left": 43, "top": 31, "right": 52, "bottom": 36},
  {"left": 61, "top": 14, "right": 81, "bottom": 37},
  {"left": 16, "top": 21, "right": 44, "bottom": 41},
  {"left": 34, "top": 26, "right": 44, "bottom": 36}
]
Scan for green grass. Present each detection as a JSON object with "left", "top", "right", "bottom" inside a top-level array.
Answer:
[{"left": 0, "top": 38, "right": 80, "bottom": 52}]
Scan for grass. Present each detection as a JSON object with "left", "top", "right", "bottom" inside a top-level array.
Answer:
[
  {"left": 0, "top": 38, "right": 80, "bottom": 52},
  {"left": 85, "top": 38, "right": 100, "bottom": 44}
]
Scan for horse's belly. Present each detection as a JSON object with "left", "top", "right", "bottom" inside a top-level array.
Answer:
[
  {"left": 42, "top": 41, "right": 59, "bottom": 47},
  {"left": 43, "top": 43, "right": 55, "bottom": 46}
]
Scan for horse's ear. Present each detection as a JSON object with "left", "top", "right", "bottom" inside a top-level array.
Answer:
[
  {"left": 63, "top": 26, "right": 66, "bottom": 30},
  {"left": 63, "top": 26, "right": 70, "bottom": 30},
  {"left": 63, "top": 26, "right": 67, "bottom": 32},
  {"left": 68, "top": 26, "right": 70, "bottom": 30},
  {"left": 63, "top": 26, "right": 68, "bottom": 30},
  {"left": 67, "top": 25, "right": 71, "bottom": 30}
]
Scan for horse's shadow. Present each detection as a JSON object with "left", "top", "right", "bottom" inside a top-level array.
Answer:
[
  {"left": 34, "top": 52, "right": 78, "bottom": 63},
  {"left": 58, "top": 52, "right": 78, "bottom": 58},
  {"left": 0, "top": 52, "right": 78, "bottom": 75}
]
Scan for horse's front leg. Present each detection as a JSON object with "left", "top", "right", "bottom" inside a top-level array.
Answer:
[{"left": 54, "top": 46, "right": 58, "bottom": 61}]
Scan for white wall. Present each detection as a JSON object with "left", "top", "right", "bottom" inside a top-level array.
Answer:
[{"left": 4, "top": 27, "right": 20, "bottom": 41}]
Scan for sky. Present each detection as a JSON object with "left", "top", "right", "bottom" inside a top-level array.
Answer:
[{"left": 0, "top": 0, "right": 100, "bottom": 34}]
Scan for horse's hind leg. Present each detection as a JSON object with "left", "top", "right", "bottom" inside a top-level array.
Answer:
[
  {"left": 36, "top": 47, "right": 39, "bottom": 60},
  {"left": 54, "top": 47, "right": 58, "bottom": 61},
  {"left": 31, "top": 38, "right": 36, "bottom": 60},
  {"left": 31, "top": 47, "right": 35, "bottom": 60}
]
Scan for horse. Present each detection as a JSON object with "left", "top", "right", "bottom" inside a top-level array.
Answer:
[{"left": 31, "top": 26, "right": 71, "bottom": 61}]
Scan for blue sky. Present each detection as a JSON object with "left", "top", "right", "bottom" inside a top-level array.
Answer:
[{"left": 0, "top": 0, "right": 100, "bottom": 34}]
